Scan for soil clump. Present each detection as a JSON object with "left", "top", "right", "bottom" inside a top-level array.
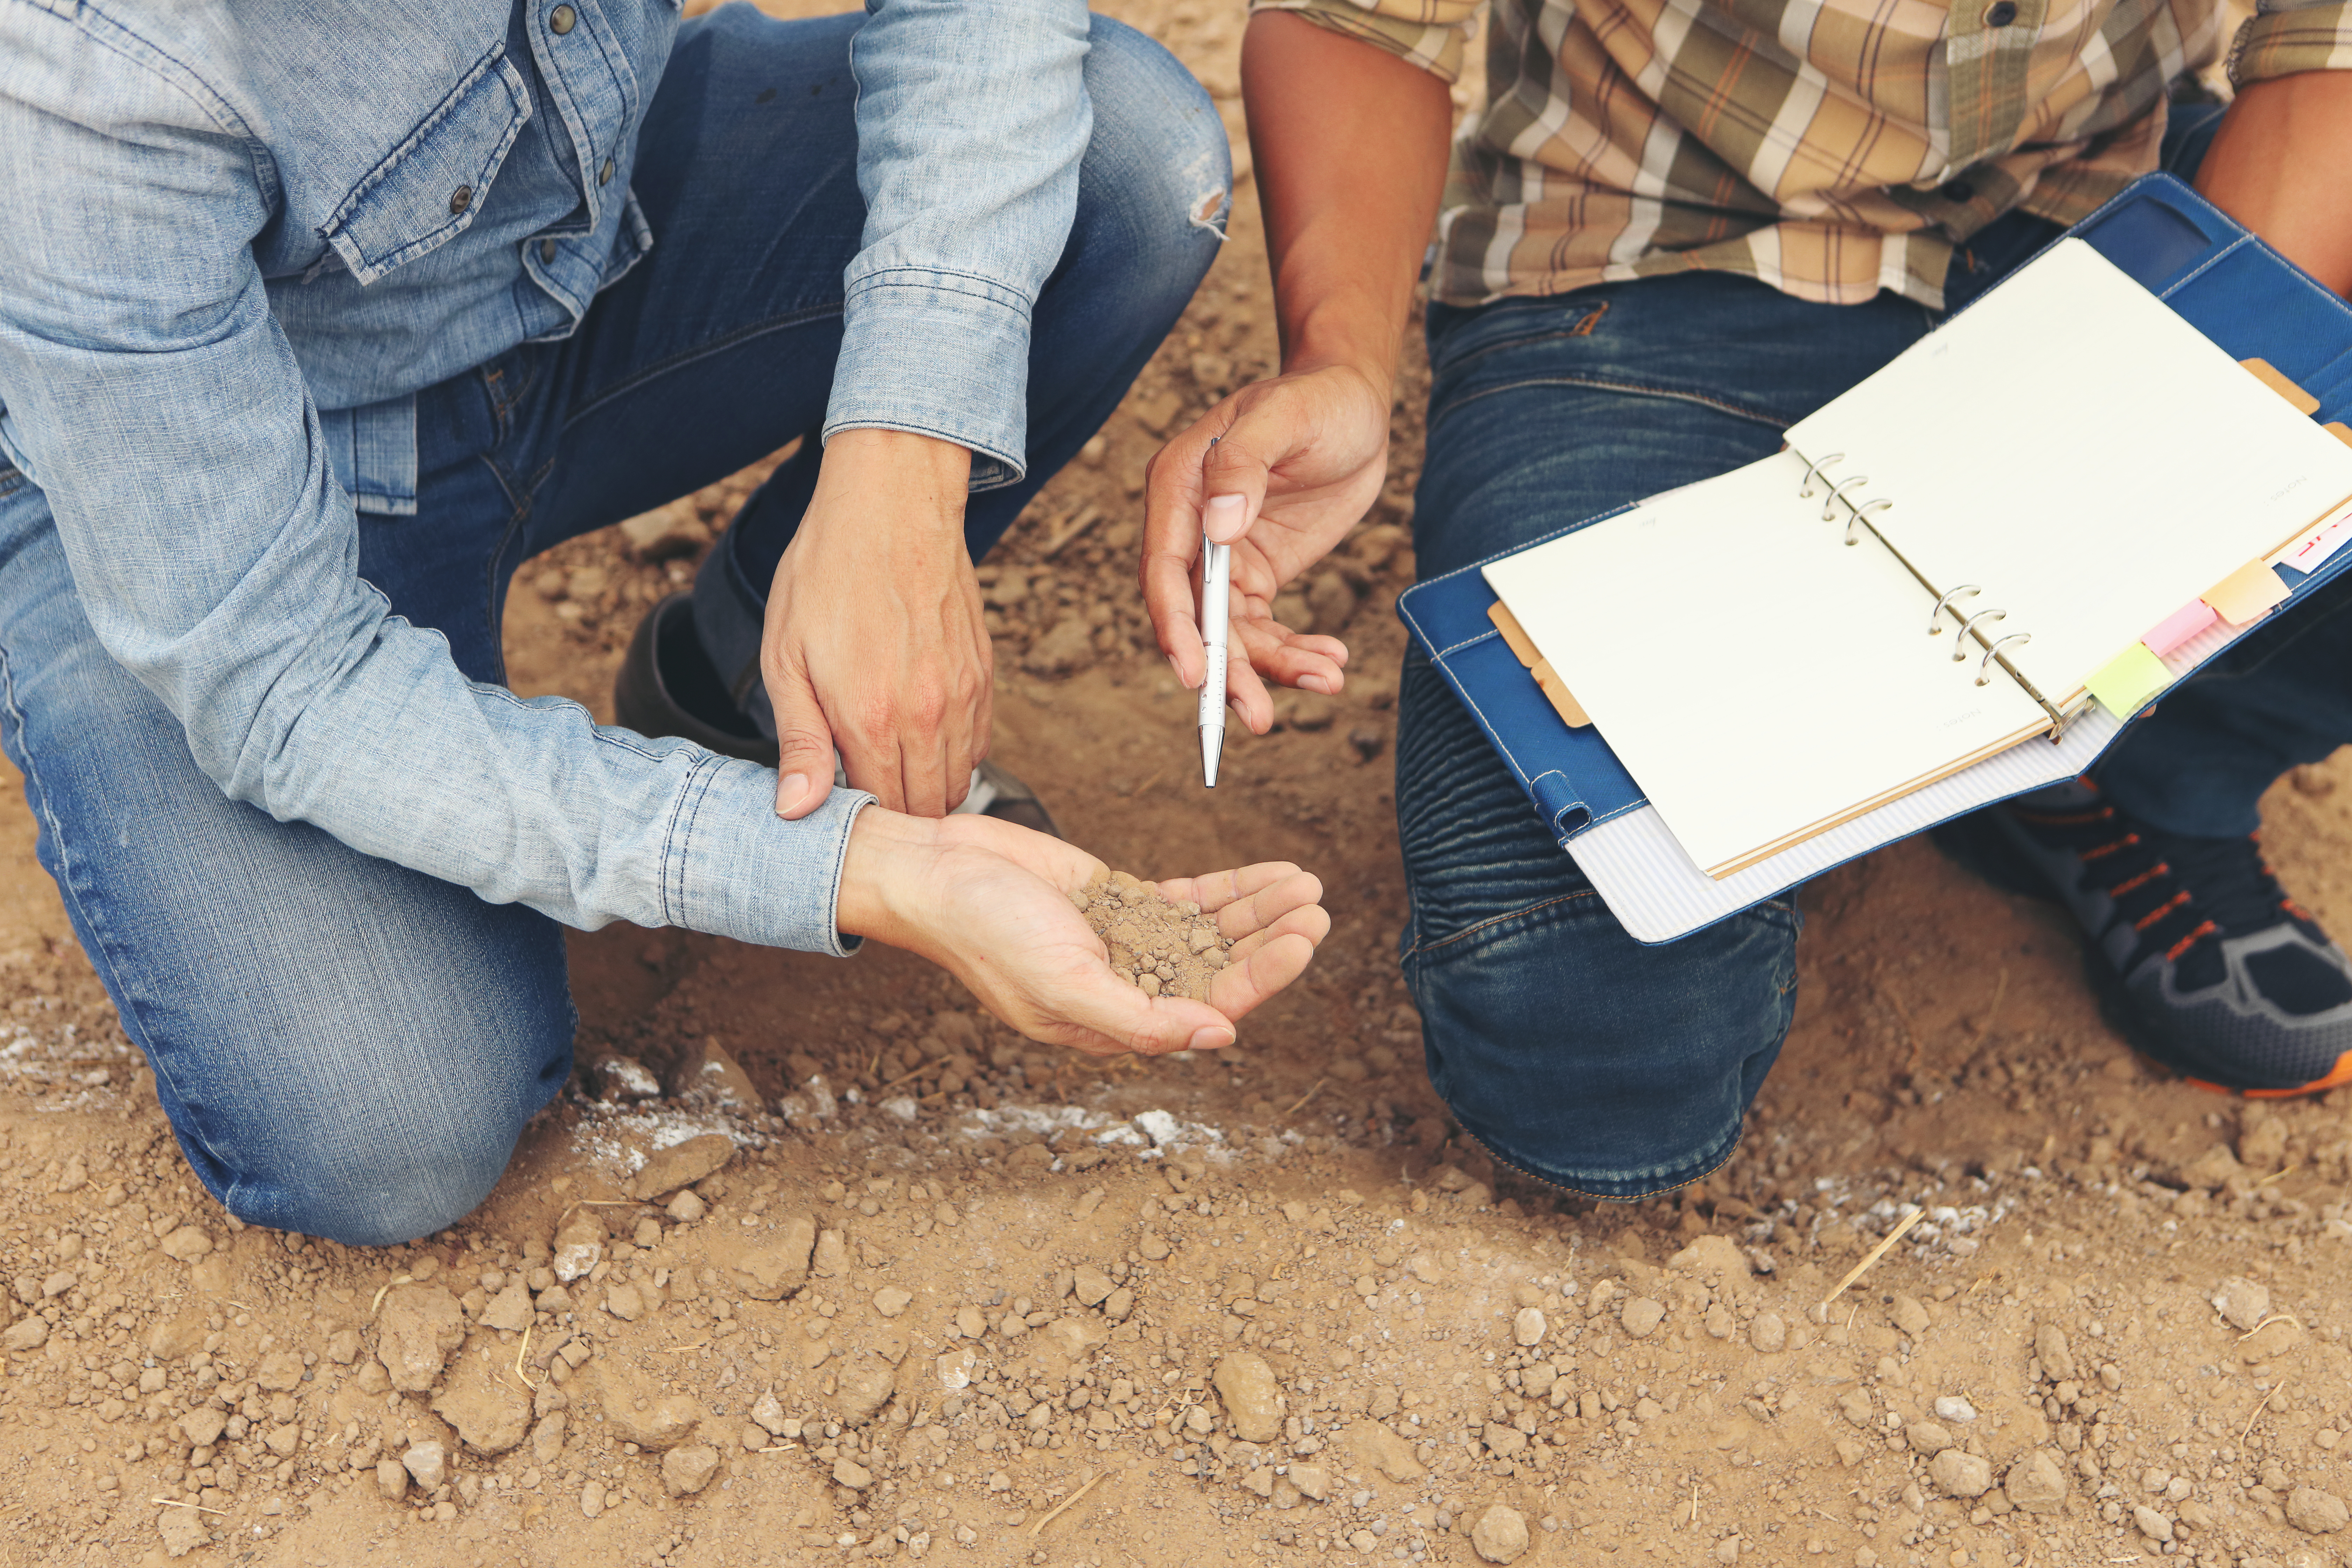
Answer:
[{"left": 1076, "top": 870, "right": 1232, "bottom": 1000}]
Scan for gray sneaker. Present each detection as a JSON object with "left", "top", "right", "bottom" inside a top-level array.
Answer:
[{"left": 1937, "top": 780, "right": 2352, "bottom": 1095}]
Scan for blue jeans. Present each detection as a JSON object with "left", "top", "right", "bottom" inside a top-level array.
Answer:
[
  {"left": 0, "top": 8, "right": 1220, "bottom": 1246},
  {"left": 1398, "top": 104, "right": 2352, "bottom": 1198}
]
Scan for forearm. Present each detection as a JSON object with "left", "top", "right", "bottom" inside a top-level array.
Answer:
[
  {"left": 2196, "top": 70, "right": 2352, "bottom": 296},
  {"left": 1241, "top": 11, "right": 1453, "bottom": 390}
]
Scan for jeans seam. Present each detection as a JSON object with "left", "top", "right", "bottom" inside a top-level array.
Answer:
[
  {"left": 1462, "top": 1119, "right": 1744, "bottom": 1203},
  {"left": 1402, "top": 890, "right": 1602, "bottom": 960},
  {"left": 559, "top": 302, "right": 846, "bottom": 435},
  {"left": 1429, "top": 372, "right": 1791, "bottom": 436}
]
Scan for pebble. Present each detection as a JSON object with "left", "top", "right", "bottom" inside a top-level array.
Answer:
[
  {"left": 1513, "top": 1307, "right": 1547, "bottom": 1347},
  {"left": 2004, "top": 1450, "right": 2068, "bottom": 1513},
  {"left": 626, "top": 1133, "right": 736, "bottom": 1202},
  {"left": 1471, "top": 1504, "right": 1531, "bottom": 1564},
  {"left": 873, "top": 1287, "right": 913, "bottom": 1318},
  {"left": 1928, "top": 1450, "right": 1991, "bottom": 1499},
  {"left": 378, "top": 1283, "right": 467, "bottom": 1392},
  {"left": 581, "top": 1480, "right": 605, "bottom": 1520},
  {"left": 1749, "top": 1312, "right": 1787, "bottom": 1353},
  {"left": 1932, "top": 1395, "right": 1977, "bottom": 1423},
  {"left": 2287, "top": 1487, "right": 2350, "bottom": 1535},
  {"left": 662, "top": 1443, "right": 721, "bottom": 1497},
  {"left": 1621, "top": 1297, "right": 1666, "bottom": 1338},
  {"left": 156, "top": 1504, "right": 206, "bottom": 1559},
  {"left": 1213, "top": 1351, "right": 1284, "bottom": 1443},
  {"left": 2133, "top": 1505, "right": 2174, "bottom": 1542},
  {"left": 158, "top": 1226, "right": 212, "bottom": 1262},
  {"left": 376, "top": 1457, "right": 407, "bottom": 1501},
  {"left": 402, "top": 1438, "right": 447, "bottom": 1491},
  {"left": 2033, "top": 1323, "right": 2077, "bottom": 1381},
  {"left": 479, "top": 1281, "right": 533, "bottom": 1334},
  {"left": 1905, "top": 1421, "right": 1954, "bottom": 1456},
  {"left": 2211, "top": 1276, "right": 2272, "bottom": 1333},
  {"left": 1891, "top": 1295, "right": 1931, "bottom": 1336},
  {"left": 666, "top": 1190, "right": 706, "bottom": 1224},
  {"left": 1073, "top": 1265, "right": 1115, "bottom": 1308}
]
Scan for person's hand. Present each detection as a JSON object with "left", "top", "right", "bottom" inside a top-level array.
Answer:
[
  {"left": 764, "top": 429, "right": 988, "bottom": 820},
  {"left": 838, "top": 807, "right": 1328, "bottom": 1055},
  {"left": 1142, "top": 363, "right": 1391, "bottom": 733}
]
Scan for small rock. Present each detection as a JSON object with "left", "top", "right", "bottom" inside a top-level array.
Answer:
[
  {"left": 594, "top": 1367, "right": 706, "bottom": 1451},
  {"left": 158, "top": 1226, "right": 212, "bottom": 1262},
  {"left": 1482, "top": 1422, "right": 1527, "bottom": 1458},
  {"left": 1929, "top": 1450, "right": 1993, "bottom": 1498},
  {"left": 433, "top": 1344, "right": 533, "bottom": 1455},
  {"left": 1073, "top": 1265, "right": 1115, "bottom": 1307},
  {"left": 664, "top": 1038, "right": 760, "bottom": 1109},
  {"left": 812, "top": 1228, "right": 848, "bottom": 1278},
  {"left": 253, "top": 1349, "right": 304, "bottom": 1391},
  {"left": 1512, "top": 1307, "right": 1547, "bottom": 1347},
  {"left": 480, "top": 1281, "right": 533, "bottom": 1334},
  {"left": 833, "top": 1456, "right": 875, "bottom": 1490},
  {"left": 581, "top": 1480, "right": 605, "bottom": 1519},
  {"left": 627, "top": 1133, "right": 736, "bottom": 1200},
  {"left": 377, "top": 1283, "right": 468, "bottom": 1392},
  {"left": 2287, "top": 1487, "right": 2350, "bottom": 1534},
  {"left": 532, "top": 1413, "right": 566, "bottom": 1465},
  {"left": 2004, "top": 1450, "right": 2069, "bottom": 1513},
  {"left": 1213, "top": 1351, "right": 1284, "bottom": 1443},
  {"left": 1665, "top": 1235, "right": 1752, "bottom": 1277},
  {"left": 551, "top": 1212, "right": 605, "bottom": 1284},
  {"left": 590, "top": 1054, "right": 659, "bottom": 1100},
  {"left": 1621, "top": 1297, "right": 1666, "bottom": 1338},
  {"left": 156, "top": 1504, "right": 208, "bottom": 1558},
  {"left": 1, "top": 1316, "right": 47, "bottom": 1352},
  {"left": 2211, "top": 1276, "right": 2272, "bottom": 1333},
  {"left": 403, "top": 1438, "right": 447, "bottom": 1491},
  {"left": 667, "top": 1190, "right": 707, "bottom": 1224},
  {"left": 1471, "top": 1504, "right": 1531, "bottom": 1564},
  {"left": 1906, "top": 1421, "right": 1954, "bottom": 1456},
  {"left": 1290, "top": 1464, "right": 1331, "bottom": 1501},
  {"left": 1749, "top": 1312, "right": 1787, "bottom": 1353},
  {"left": 179, "top": 1407, "right": 227, "bottom": 1447},
  {"left": 376, "top": 1457, "right": 408, "bottom": 1501},
  {"left": 2133, "top": 1505, "right": 2175, "bottom": 1542},
  {"left": 726, "top": 1213, "right": 818, "bottom": 1301},
  {"left": 2181, "top": 1142, "right": 2244, "bottom": 1189},
  {"left": 1892, "top": 1295, "right": 1931, "bottom": 1336},
  {"left": 834, "top": 1353, "right": 896, "bottom": 1426},
  {"left": 1933, "top": 1395, "right": 1978, "bottom": 1423},
  {"left": 874, "top": 1286, "right": 913, "bottom": 1318},
  {"left": 662, "top": 1443, "right": 722, "bottom": 1497},
  {"left": 2034, "top": 1323, "right": 2077, "bottom": 1382},
  {"left": 1343, "top": 1420, "right": 1425, "bottom": 1484}
]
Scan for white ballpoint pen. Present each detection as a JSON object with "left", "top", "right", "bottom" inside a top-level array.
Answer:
[{"left": 1198, "top": 523, "right": 1231, "bottom": 787}]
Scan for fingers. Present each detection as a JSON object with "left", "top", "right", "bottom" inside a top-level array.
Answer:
[
  {"left": 1142, "top": 414, "right": 1220, "bottom": 687},
  {"left": 1200, "top": 436, "right": 1272, "bottom": 544},
  {"left": 1154, "top": 861, "right": 1314, "bottom": 917},
  {"left": 769, "top": 657, "right": 841, "bottom": 820},
  {"left": 1236, "top": 613, "right": 1350, "bottom": 696},
  {"left": 1206, "top": 931, "right": 1318, "bottom": 1024},
  {"left": 1032, "top": 971, "right": 1239, "bottom": 1058}
]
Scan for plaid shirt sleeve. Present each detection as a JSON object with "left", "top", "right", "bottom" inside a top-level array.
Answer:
[
  {"left": 1245, "top": 0, "right": 1477, "bottom": 82},
  {"left": 2230, "top": 0, "right": 2352, "bottom": 84}
]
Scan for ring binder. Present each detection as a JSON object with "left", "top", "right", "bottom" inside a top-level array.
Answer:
[
  {"left": 1795, "top": 452, "right": 1847, "bottom": 497},
  {"left": 1927, "top": 584, "right": 1983, "bottom": 634},
  {"left": 1953, "top": 607, "right": 2008, "bottom": 660},
  {"left": 1819, "top": 472, "right": 1872, "bottom": 522},
  {"left": 1845, "top": 497, "right": 1892, "bottom": 545},
  {"left": 1977, "top": 632, "right": 2032, "bottom": 685}
]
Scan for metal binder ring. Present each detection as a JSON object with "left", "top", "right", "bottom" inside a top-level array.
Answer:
[
  {"left": 1952, "top": 607, "right": 2008, "bottom": 662},
  {"left": 1926, "top": 584, "right": 1983, "bottom": 635},
  {"left": 1796, "top": 451, "right": 1847, "bottom": 497},
  {"left": 1820, "top": 473, "right": 1872, "bottom": 522},
  {"left": 1844, "top": 497, "right": 1893, "bottom": 545},
  {"left": 1976, "top": 632, "right": 2032, "bottom": 686}
]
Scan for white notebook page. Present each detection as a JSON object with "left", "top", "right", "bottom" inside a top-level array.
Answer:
[
  {"left": 1483, "top": 450, "right": 2050, "bottom": 878},
  {"left": 1788, "top": 238, "right": 2352, "bottom": 703}
]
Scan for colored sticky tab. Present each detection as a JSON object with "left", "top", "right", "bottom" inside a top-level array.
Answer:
[
  {"left": 2141, "top": 598, "right": 2218, "bottom": 657},
  {"left": 2202, "top": 559, "right": 2293, "bottom": 626},
  {"left": 2269, "top": 505, "right": 2352, "bottom": 576},
  {"left": 2086, "top": 642, "right": 2174, "bottom": 717},
  {"left": 2241, "top": 357, "right": 2322, "bottom": 415}
]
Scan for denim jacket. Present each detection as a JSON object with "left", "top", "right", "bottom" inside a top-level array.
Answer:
[{"left": 0, "top": 0, "right": 1093, "bottom": 950}]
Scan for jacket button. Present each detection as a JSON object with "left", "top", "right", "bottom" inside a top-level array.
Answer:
[
  {"left": 1983, "top": 0, "right": 2018, "bottom": 22},
  {"left": 598, "top": 158, "right": 615, "bottom": 187},
  {"left": 449, "top": 185, "right": 473, "bottom": 215},
  {"left": 540, "top": 238, "right": 557, "bottom": 263},
  {"left": 550, "top": 4, "right": 576, "bottom": 33}
]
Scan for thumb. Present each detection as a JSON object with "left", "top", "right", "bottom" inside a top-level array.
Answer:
[
  {"left": 769, "top": 656, "right": 838, "bottom": 821},
  {"left": 1200, "top": 431, "right": 1272, "bottom": 545}
]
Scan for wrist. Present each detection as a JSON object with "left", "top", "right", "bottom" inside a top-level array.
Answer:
[
  {"left": 812, "top": 429, "right": 975, "bottom": 534},
  {"left": 836, "top": 807, "right": 941, "bottom": 945}
]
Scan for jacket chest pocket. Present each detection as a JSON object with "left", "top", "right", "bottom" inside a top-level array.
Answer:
[{"left": 321, "top": 43, "right": 531, "bottom": 287}]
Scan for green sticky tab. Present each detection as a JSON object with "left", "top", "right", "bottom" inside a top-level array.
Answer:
[{"left": 2086, "top": 642, "right": 2172, "bottom": 717}]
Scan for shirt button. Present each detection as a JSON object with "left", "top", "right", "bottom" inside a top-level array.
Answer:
[
  {"left": 1983, "top": 1, "right": 2018, "bottom": 23},
  {"left": 598, "top": 157, "right": 615, "bottom": 186},
  {"left": 540, "top": 238, "right": 557, "bottom": 263},
  {"left": 449, "top": 184, "right": 473, "bottom": 215},
  {"left": 550, "top": 4, "right": 576, "bottom": 33}
]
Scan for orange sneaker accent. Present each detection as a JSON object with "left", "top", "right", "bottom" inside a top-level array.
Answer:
[
  {"left": 2108, "top": 863, "right": 2168, "bottom": 899},
  {"left": 2162, "top": 918, "right": 2217, "bottom": 964},
  {"left": 2133, "top": 889, "right": 2192, "bottom": 932},
  {"left": 2247, "top": 1051, "right": 2352, "bottom": 1098},
  {"left": 2081, "top": 834, "right": 2141, "bottom": 863}
]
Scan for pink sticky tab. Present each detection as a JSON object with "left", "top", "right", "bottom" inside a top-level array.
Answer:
[{"left": 2141, "top": 599, "right": 2218, "bottom": 657}]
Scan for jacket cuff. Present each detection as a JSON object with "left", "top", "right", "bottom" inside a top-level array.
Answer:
[
  {"left": 824, "top": 267, "right": 1034, "bottom": 491},
  {"left": 667, "top": 759, "right": 875, "bottom": 955},
  {"left": 2229, "top": 0, "right": 2352, "bottom": 86},
  {"left": 1247, "top": 0, "right": 1470, "bottom": 82}
]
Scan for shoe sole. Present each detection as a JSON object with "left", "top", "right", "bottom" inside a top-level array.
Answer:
[{"left": 1929, "top": 811, "right": 2352, "bottom": 1098}]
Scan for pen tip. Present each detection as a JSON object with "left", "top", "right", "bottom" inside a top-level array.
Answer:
[{"left": 1200, "top": 726, "right": 1221, "bottom": 789}]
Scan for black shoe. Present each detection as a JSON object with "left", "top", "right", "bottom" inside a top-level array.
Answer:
[
  {"left": 1933, "top": 780, "right": 2352, "bottom": 1095},
  {"left": 614, "top": 594, "right": 1065, "bottom": 838}
]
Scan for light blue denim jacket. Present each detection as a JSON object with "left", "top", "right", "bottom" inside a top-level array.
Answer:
[{"left": 0, "top": 0, "right": 1093, "bottom": 951}]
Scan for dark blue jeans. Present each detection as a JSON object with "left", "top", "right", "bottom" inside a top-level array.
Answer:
[
  {"left": 1397, "top": 104, "right": 2352, "bottom": 1199},
  {"left": 0, "top": 5, "right": 1219, "bottom": 1246}
]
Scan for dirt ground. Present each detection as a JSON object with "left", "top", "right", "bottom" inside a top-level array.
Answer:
[{"left": 6, "top": 3, "right": 2352, "bottom": 1567}]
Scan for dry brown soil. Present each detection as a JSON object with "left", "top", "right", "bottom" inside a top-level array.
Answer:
[{"left": 5, "top": 4, "right": 2352, "bottom": 1567}]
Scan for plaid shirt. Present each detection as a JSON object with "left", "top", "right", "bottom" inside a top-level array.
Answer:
[{"left": 1254, "top": 0, "right": 2350, "bottom": 307}]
